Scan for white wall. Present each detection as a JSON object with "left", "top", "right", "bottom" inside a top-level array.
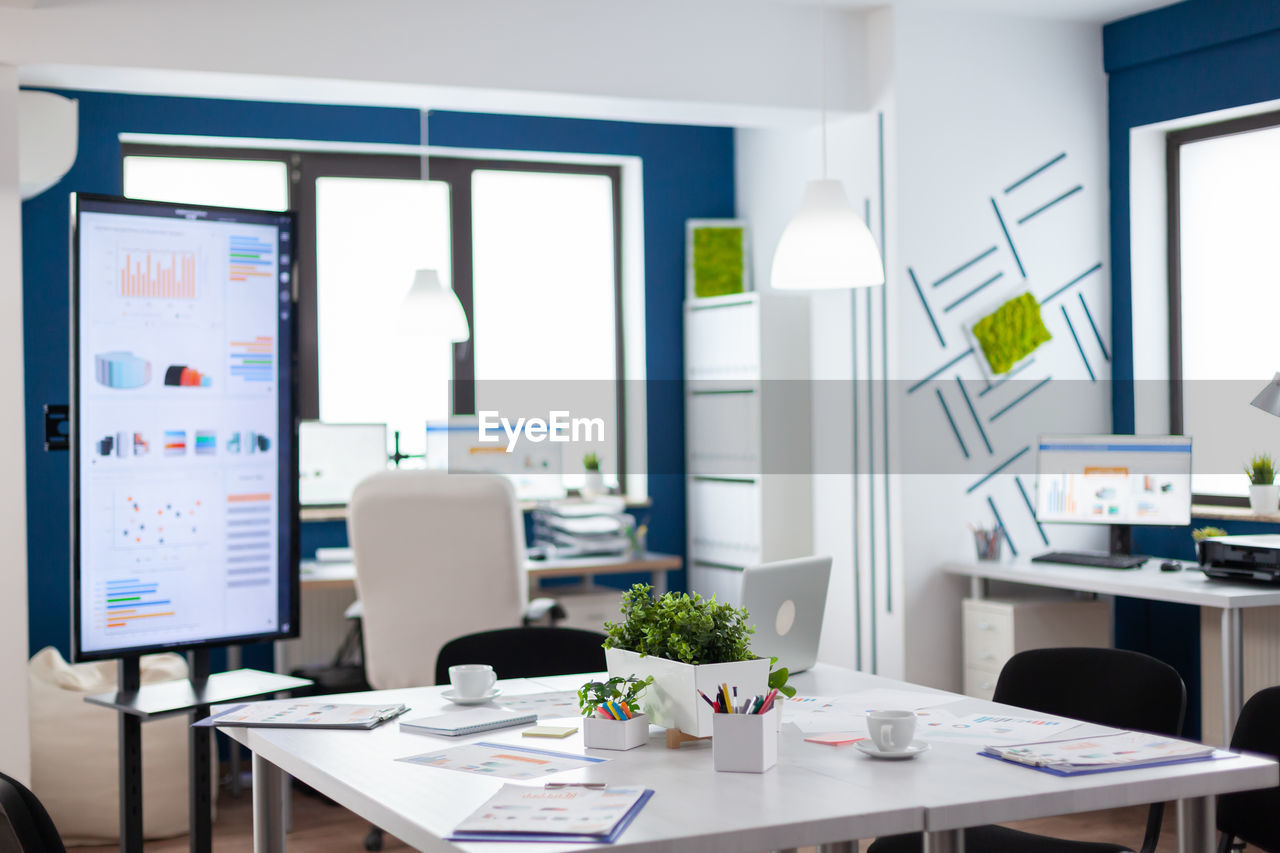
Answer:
[
  {"left": 0, "top": 0, "right": 868, "bottom": 127},
  {"left": 0, "top": 64, "right": 31, "bottom": 784},
  {"left": 889, "top": 9, "right": 1112, "bottom": 689}
]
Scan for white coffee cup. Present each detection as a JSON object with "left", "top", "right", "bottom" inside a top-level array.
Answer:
[
  {"left": 867, "top": 709, "right": 916, "bottom": 752},
  {"left": 449, "top": 664, "right": 497, "bottom": 698}
]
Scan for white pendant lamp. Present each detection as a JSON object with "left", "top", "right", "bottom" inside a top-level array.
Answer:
[
  {"left": 398, "top": 268, "right": 470, "bottom": 342},
  {"left": 771, "top": 0, "right": 884, "bottom": 291}
]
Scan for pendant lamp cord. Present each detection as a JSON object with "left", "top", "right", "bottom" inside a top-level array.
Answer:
[{"left": 820, "top": 0, "right": 827, "bottom": 179}]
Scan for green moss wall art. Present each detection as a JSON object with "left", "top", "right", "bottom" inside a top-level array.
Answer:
[
  {"left": 971, "top": 292, "right": 1052, "bottom": 375},
  {"left": 687, "top": 219, "right": 751, "bottom": 299}
]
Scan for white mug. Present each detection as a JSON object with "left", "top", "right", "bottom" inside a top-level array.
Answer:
[
  {"left": 867, "top": 709, "right": 916, "bottom": 752},
  {"left": 449, "top": 664, "right": 497, "bottom": 698}
]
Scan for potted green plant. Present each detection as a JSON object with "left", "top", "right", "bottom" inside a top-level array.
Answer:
[
  {"left": 582, "top": 452, "right": 604, "bottom": 498},
  {"left": 578, "top": 675, "right": 653, "bottom": 750},
  {"left": 602, "top": 583, "right": 771, "bottom": 737},
  {"left": 1246, "top": 454, "right": 1278, "bottom": 514}
]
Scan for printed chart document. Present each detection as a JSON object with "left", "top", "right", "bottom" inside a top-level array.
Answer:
[
  {"left": 194, "top": 701, "right": 407, "bottom": 729},
  {"left": 982, "top": 731, "right": 1219, "bottom": 776},
  {"left": 784, "top": 690, "right": 964, "bottom": 734},
  {"left": 399, "top": 741, "right": 609, "bottom": 780},
  {"left": 498, "top": 690, "right": 582, "bottom": 719},
  {"left": 450, "top": 784, "right": 652, "bottom": 843},
  {"left": 919, "top": 711, "right": 1084, "bottom": 744}
]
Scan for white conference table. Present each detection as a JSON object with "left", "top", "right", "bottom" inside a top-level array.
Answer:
[
  {"left": 946, "top": 557, "right": 1280, "bottom": 745},
  {"left": 222, "top": 665, "right": 1276, "bottom": 853}
]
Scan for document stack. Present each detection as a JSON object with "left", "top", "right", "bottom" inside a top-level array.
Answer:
[{"left": 532, "top": 496, "right": 630, "bottom": 557}]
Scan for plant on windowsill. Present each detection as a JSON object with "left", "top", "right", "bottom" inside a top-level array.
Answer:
[
  {"left": 582, "top": 452, "right": 605, "bottom": 499},
  {"left": 1246, "top": 454, "right": 1278, "bottom": 515},
  {"left": 601, "top": 583, "right": 786, "bottom": 738}
]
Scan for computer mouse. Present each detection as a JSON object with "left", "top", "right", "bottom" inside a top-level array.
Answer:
[{"left": 1160, "top": 561, "right": 1182, "bottom": 572}]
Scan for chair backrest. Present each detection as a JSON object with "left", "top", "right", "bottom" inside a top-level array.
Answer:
[
  {"left": 993, "top": 647, "right": 1185, "bottom": 736},
  {"left": 349, "top": 471, "right": 527, "bottom": 689},
  {"left": 1218, "top": 686, "right": 1280, "bottom": 851},
  {"left": 435, "top": 627, "right": 608, "bottom": 684},
  {"left": 0, "top": 772, "right": 65, "bottom": 853}
]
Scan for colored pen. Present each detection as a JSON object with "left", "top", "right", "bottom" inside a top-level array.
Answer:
[{"left": 697, "top": 689, "right": 718, "bottom": 710}]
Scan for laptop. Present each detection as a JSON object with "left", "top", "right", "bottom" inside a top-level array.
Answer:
[{"left": 740, "top": 555, "right": 833, "bottom": 674}]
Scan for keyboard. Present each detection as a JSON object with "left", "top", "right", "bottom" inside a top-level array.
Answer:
[{"left": 1031, "top": 551, "right": 1147, "bottom": 570}]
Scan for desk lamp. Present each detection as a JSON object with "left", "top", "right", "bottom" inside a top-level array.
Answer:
[{"left": 393, "top": 268, "right": 470, "bottom": 466}]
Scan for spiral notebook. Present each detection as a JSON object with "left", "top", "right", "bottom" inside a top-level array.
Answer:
[{"left": 400, "top": 708, "right": 538, "bottom": 737}]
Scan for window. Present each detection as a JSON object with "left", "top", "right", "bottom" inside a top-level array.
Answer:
[
  {"left": 123, "top": 144, "right": 628, "bottom": 490},
  {"left": 1168, "top": 111, "right": 1280, "bottom": 501}
]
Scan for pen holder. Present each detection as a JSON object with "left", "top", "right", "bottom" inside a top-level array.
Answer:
[
  {"left": 712, "top": 707, "right": 779, "bottom": 773},
  {"left": 973, "top": 527, "right": 1003, "bottom": 561},
  {"left": 583, "top": 713, "right": 649, "bottom": 751}
]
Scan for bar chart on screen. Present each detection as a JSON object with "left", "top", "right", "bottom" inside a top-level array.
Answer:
[
  {"left": 101, "top": 575, "right": 179, "bottom": 632},
  {"left": 118, "top": 249, "right": 196, "bottom": 300}
]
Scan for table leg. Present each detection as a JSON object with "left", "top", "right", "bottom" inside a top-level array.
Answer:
[
  {"left": 1221, "top": 608, "right": 1243, "bottom": 747},
  {"left": 227, "top": 645, "right": 242, "bottom": 798},
  {"left": 252, "top": 752, "right": 286, "bottom": 853},
  {"left": 1177, "top": 796, "right": 1215, "bottom": 853},
  {"left": 653, "top": 569, "right": 669, "bottom": 597},
  {"left": 817, "top": 842, "right": 855, "bottom": 852},
  {"left": 923, "top": 829, "right": 964, "bottom": 853},
  {"left": 969, "top": 577, "right": 984, "bottom": 600}
]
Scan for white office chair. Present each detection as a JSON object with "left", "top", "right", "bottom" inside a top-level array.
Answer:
[{"left": 348, "top": 470, "right": 538, "bottom": 689}]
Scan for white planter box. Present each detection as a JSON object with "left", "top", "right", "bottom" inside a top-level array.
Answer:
[
  {"left": 1250, "top": 484, "right": 1279, "bottom": 515},
  {"left": 713, "top": 707, "right": 779, "bottom": 773},
  {"left": 582, "top": 714, "right": 649, "bottom": 750},
  {"left": 604, "top": 647, "right": 770, "bottom": 738}
]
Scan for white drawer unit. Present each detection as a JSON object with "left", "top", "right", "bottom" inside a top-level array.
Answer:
[{"left": 962, "top": 597, "right": 1111, "bottom": 700}]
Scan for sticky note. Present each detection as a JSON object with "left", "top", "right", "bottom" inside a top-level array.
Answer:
[{"left": 522, "top": 725, "right": 579, "bottom": 739}]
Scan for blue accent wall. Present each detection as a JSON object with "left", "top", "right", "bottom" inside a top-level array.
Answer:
[
  {"left": 1104, "top": 0, "right": 1280, "bottom": 738},
  {"left": 23, "top": 91, "right": 733, "bottom": 661}
]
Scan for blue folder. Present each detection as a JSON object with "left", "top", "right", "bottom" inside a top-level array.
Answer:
[
  {"left": 447, "top": 789, "right": 654, "bottom": 844},
  {"left": 979, "top": 749, "right": 1232, "bottom": 777}
]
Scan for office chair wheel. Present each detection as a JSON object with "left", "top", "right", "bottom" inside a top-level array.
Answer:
[{"left": 363, "top": 826, "right": 384, "bottom": 851}]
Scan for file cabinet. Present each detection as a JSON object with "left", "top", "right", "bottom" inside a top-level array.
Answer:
[{"left": 962, "top": 596, "right": 1110, "bottom": 700}]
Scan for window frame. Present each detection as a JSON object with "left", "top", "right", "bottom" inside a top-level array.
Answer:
[
  {"left": 1165, "top": 109, "right": 1280, "bottom": 506},
  {"left": 121, "top": 143, "right": 628, "bottom": 484}
]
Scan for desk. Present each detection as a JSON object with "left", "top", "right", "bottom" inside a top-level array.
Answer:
[
  {"left": 223, "top": 664, "right": 1276, "bottom": 853},
  {"left": 946, "top": 557, "right": 1280, "bottom": 746},
  {"left": 300, "top": 552, "right": 682, "bottom": 595}
]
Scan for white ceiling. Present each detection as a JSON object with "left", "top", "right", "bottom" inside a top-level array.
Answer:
[{"left": 783, "top": 0, "right": 1179, "bottom": 24}]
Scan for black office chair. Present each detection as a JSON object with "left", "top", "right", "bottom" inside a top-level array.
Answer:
[
  {"left": 0, "top": 771, "right": 66, "bottom": 853},
  {"left": 1218, "top": 686, "right": 1280, "bottom": 853},
  {"left": 868, "top": 647, "right": 1186, "bottom": 853},
  {"left": 434, "top": 626, "right": 608, "bottom": 683},
  {"left": 364, "top": 627, "right": 608, "bottom": 850}
]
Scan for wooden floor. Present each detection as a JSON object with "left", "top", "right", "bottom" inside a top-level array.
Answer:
[{"left": 75, "top": 782, "right": 1254, "bottom": 852}]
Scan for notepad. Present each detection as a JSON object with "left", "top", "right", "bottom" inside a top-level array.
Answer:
[
  {"left": 449, "top": 784, "right": 652, "bottom": 843},
  {"left": 400, "top": 708, "right": 537, "bottom": 737},
  {"left": 981, "top": 730, "right": 1219, "bottom": 776},
  {"left": 523, "top": 725, "right": 579, "bottom": 739},
  {"left": 194, "top": 701, "right": 407, "bottom": 730}
]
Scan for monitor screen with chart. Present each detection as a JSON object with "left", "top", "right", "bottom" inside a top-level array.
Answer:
[
  {"left": 1034, "top": 435, "right": 1193, "bottom": 527},
  {"left": 71, "top": 193, "right": 298, "bottom": 660}
]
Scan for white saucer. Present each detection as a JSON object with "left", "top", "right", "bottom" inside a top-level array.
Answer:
[
  {"left": 443, "top": 687, "right": 501, "bottom": 705},
  {"left": 855, "top": 739, "right": 929, "bottom": 760}
]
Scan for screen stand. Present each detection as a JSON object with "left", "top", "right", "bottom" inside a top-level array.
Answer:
[
  {"left": 1110, "top": 524, "right": 1134, "bottom": 557},
  {"left": 88, "top": 661, "right": 311, "bottom": 853}
]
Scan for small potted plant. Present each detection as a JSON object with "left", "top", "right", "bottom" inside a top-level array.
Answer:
[
  {"left": 582, "top": 452, "right": 604, "bottom": 498},
  {"left": 603, "top": 583, "right": 770, "bottom": 738},
  {"left": 1246, "top": 454, "right": 1278, "bottom": 514},
  {"left": 578, "top": 675, "right": 653, "bottom": 750}
]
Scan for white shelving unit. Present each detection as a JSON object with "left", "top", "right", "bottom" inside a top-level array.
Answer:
[{"left": 684, "top": 291, "right": 812, "bottom": 604}]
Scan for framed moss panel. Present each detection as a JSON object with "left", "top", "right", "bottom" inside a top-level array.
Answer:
[
  {"left": 967, "top": 291, "right": 1052, "bottom": 378},
  {"left": 687, "top": 219, "right": 752, "bottom": 299}
]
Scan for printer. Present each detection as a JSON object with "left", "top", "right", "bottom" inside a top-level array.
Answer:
[{"left": 1198, "top": 534, "right": 1280, "bottom": 583}]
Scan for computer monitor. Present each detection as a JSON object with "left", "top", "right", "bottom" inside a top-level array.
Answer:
[
  {"left": 1034, "top": 435, "right": 1193, "bottom": 553},
  {"left": 299, "top": 421, "right": 388, "bottom": 506},
  {"left": 71, "top": 193, "right": 298, "bottom": 661}
]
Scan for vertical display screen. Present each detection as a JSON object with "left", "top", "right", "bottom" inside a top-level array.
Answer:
[{"left": 72, "top": 194, "right": 297, "bottom": 660}]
